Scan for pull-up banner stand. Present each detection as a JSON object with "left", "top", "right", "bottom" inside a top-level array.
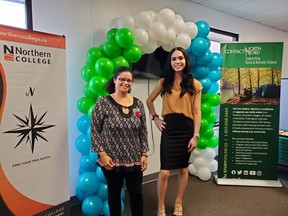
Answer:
[
  {"left": 0, "top": 25, "right": 70, "bottom": 215},
  {"left": 215, "top": 42, "right": 283, "bottom": 187}
]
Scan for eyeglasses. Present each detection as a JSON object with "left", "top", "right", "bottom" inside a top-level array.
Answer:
[{"left": 118, "top": 77, "right": 133, "bottom": 84}]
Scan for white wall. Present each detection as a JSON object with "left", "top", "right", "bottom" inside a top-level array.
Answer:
[{"left": 32, "top": 0, "right": 288, "bottom": 197}]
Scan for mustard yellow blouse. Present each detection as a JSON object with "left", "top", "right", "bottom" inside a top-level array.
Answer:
[{"left": 155, "top": 78, "right": 202, "bottom": 120}]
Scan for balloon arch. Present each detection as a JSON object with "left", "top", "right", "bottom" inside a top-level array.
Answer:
[{"left": 75, "top": 8, "right": 222, "bottom": 216}]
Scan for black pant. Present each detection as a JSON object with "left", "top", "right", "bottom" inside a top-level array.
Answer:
[{"left": 102, "top": 168, "right": 144, "bottom": 216}]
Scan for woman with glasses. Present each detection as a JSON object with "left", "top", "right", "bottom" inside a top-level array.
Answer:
[
  {"left": 91, "top": 66, "right": 149, "bottom": 216},
  {"left": 146, "top": 47, "right": 202, "bottom": 216}
]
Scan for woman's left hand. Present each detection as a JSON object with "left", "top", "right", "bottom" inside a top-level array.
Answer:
[
  {"left": 141, "top": 156, "right": 148, "bottom": 171},
  {"left": 187, "top": 136, "right": 198, "bottom": 153}
]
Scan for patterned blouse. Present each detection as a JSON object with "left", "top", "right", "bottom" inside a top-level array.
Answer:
[{"left": 91, "top": 95, "right": 149, "bottom": 172}]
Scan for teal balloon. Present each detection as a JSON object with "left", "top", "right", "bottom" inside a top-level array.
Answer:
[
  {"left": 208, "top": 69, "right": 222, "bottom": 82},
  {"left": 77, "top": 115, "right": 91, "bottom": 133},
  {"left": 208, "top": 82, "right": 220, "bottom": 94},
  {"left": 193, "top": 66, "right": 209, "bottom": 80},
  {"left": 96, "top": 166, "right": 107, "bottom": 183},
  {"left": 197, "top": 50, "right": 212, "bottom": 65},
  {"left": 81, "top": 64, "right": 97, "bottom": 82},
  {"left": 82, "top": 195, "right": 103, "bottom": 216},
  {"left": 80, "top": 155, "right": 97, "bottom": 172},
  {"left": 83, "top": 83, "right": 98, "bottom": 100},
  {"left": 196, "top": 20, "right": 210, "bottom": 38},
  {"left": 87, "top": 47, "right": 105, "bottom": 65},
  {"left": 115, "top": 28, "right": 134, "bottom": 48},
  {"left": 123, "top": 44, "right": 142, "bottom": 63},
  {"left": 208, "top": 52, "right": 223, "bottom": 70},
  {"left": 112, "top": 56, "right": 129, "bottom": 69},
  {"left": 107, "top": 28, "right": 118, "bottom": 41},
  {"left": 199, "top": 77, "right": 212, "bottom": 92},
  {"left": 98, "top": 183, "right": 108, "bottom": 200},
  {"left": 103, "top": 40, "right": 122, "bottom": 59},
  {"left": 77, "top": 172, "right": 100, "bottom": 195},
  {"left": 191, "top": 37, "right": 209, "bottom": 56},
  {"left": 77, "top": 97, "right": 95, "bottom": 114},
  {"left": 95, "top": 58, "right": 114, "bottom": 79},
  {"left": 75, "top": 134, "right": 91, "bottom": 155},
  {"left": 89, "top": 75, "right": 108, "bottom": 94}
]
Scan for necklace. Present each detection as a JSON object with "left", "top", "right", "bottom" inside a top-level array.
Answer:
[{"left": 122, "top": 106, "right": 130, "bottom": 114}]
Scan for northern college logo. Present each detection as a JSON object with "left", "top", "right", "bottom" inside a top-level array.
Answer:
[
  {"left": 4, "top": 104, "right": 55, "bottom": 153},
  {"left": 3, "top": 45, "right": 52, "bottom": 64}
]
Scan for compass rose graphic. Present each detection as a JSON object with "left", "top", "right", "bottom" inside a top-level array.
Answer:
[{"left": 5, "top": 104, "right": 55, "bottom": 153}]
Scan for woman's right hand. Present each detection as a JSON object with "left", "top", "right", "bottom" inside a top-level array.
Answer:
[
  {"left": 154, "top": 117, "right": 166, "bottom": 132},
  {"left": 100, "top": 153, "right": 115, "bottom": 170}
]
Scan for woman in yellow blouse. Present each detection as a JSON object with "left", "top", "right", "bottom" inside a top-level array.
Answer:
[{"left": 146, "top": 47, "right": 202, "bottom": 216}]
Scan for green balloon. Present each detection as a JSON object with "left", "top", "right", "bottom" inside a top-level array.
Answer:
[
  {"left": 88, "top": 103, "right": 96, "bottom": 119},
  {"left": 209, "top": 93, "right": 220, "bottom": 106},
  {"left": 207, "top": 135, "right": 219, "bottom": 148},
  {"left": 87, "top": 47, "right": 104, "bottom": 65},
  {"left": 197, "top": 137, "right": 208, "bottom": 149},
  {"left": 107, "top": 28, "right": 118, "bottom": 41},
  {"left": 112, "top": 56, "right": 129, "bottom": 70},
  {"left": 103, "top": 40, "right": 122, "bottom": 59},
  {"left": 81, "top": 64, "right": 97, "bottom": 82},
  {"left": 200, "top": 118, "right": 209, "bottom": 130},
  {"left": 201, "top": 92, "right": 210, "bottom": 103},
  {"left": 115, "top": 28, "right": 134, "bottom": 48},
  {"left": 201, "top": 102, "right": 211, "bottom": 115},
  {"left": 83, "top": 83, "right": 98, "bottom": 99},
  {"left": 89, "top": 75, "right": 108, "bottom": 95},
  {"left": 205, "top": 112, "right": 217, "bottom": 125},
  {"left": 77, "top": 97, "right": 95, "bottom": 114},
  {"left": 200, "top": 127, "right": 214, "bottom": 139},
  {"left": 95, "top": 57, "right": 114, "bottom": 79},
  {"left": 123, "top": 44, "right": 142, "bottom": 63}
]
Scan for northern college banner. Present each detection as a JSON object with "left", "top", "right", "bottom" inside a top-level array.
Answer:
[
  {"left": 0, "top": 25, "right": 70, "bottom": 215},
  {"left": 216, "top": 42, "right": 283, "bottom": 187}
]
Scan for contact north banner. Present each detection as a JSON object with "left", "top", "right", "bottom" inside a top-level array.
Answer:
[
  {"left": 0, "top": 25, "right": 70, "bottom": 215},
  {"left": 216, "top": 42, "right": 283, "bottom": 187}
]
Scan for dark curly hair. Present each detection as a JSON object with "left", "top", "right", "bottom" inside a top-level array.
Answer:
[
  {"left": 105, "top": 66, "right": 133, "bottom": 94},
  {"left": 161, "top": 47, "right": 195, "bottom": 98}
]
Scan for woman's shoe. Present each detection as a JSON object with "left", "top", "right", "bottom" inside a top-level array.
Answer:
[
  {"left": 173, "top": 202, "right": 183, "bottom": 216},
  {"left": 157, "top": 206, "right": 166, "bottom": 216}
]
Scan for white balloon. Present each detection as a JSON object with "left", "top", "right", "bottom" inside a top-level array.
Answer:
[
  {"left": 146, "top": 10, "right": 157, "bottom": 22},
  {"left": 202, "top": 147, "right": 216, "bottom": 161},
  {"left": 172, "top": 17, "right": 186, "bottom": 35},
  {"left": 157, "top": 8, "right": 175, "bottom": 28},
  {"left": 148, "top": 22, "right": 166, "bottom": 41},
  {"left": 140, "top": 38, "right": 157, "bottom": 54},
  {"left": 198, "top": 167, "right": 211, "bottom": 181},
  {"left": 184, "top": 22, "right": 198, "bottom": 40},
  {"left": 134, "top": 28, "right": 149, "bottom": 46},
  {"left": 192, "top": 148, "right": 202, "bottom": 157},
  {"left": 118, "top": 14, "right": 135, "bottom": 29},
  {"left": 135, "top": 11, "right": 153, "bottom": 30},
  {"left": 161, "top": 28, "right": 176, "bottom": 45},
  {"left": 188, "top": 163, "right": 198, "bottom": 176},
  {"left": 175, "top": 33, "right": 191, "bottom": 49},
  {"left": 110, "top": 17, "right": 120, "bottom": 28},
  {"left": 207, "top": 159, "right": 218, "bottom": 172},
  {"left": 193, "top": 157, "right": 207, "bottom": 170},
  {"left": 161, "top": 42, "right": 175, "bottom": 52}
]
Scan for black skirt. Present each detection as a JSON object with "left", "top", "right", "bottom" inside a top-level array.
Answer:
[{"left": 160, "top": 113, "right": 194, "bottom": 170}]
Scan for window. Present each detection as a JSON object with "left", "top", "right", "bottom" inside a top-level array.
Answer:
[
  {"left": 208, "top": 28, "right": 238, "bottom": 127},
  {"left": 0, "top": 0, "right": 32, "bottom": 29}
]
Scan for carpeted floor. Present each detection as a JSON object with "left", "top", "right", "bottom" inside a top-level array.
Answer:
[{"left": 71, "top": 166, "right": 288, "bottom": 216}]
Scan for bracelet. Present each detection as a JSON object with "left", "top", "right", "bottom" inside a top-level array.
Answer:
[
  {"left": 152, "top": 114, "right": 159, "bottom": 120},
  {"left": 193, "top": 133, "right": 200, "bottom": 138},
  {"left": 141, "top": 154, "right": 148, "bottom": 158}
]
